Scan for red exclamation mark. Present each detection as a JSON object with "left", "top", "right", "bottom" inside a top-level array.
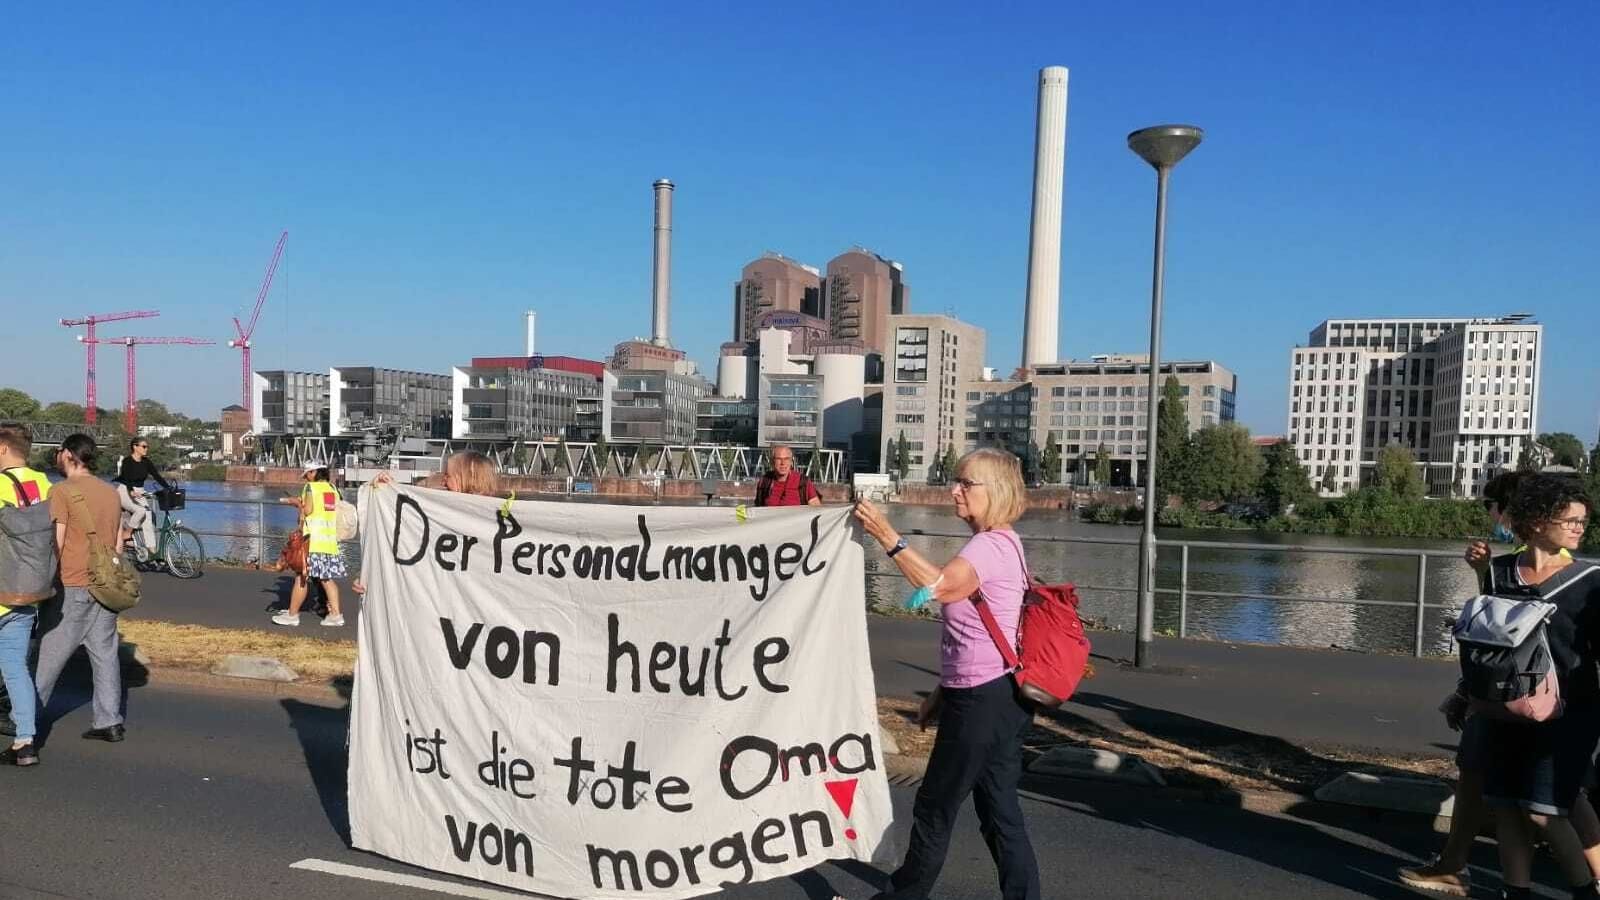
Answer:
[{"left": 825, "top": 778, "right": 860, "bottom": 840}]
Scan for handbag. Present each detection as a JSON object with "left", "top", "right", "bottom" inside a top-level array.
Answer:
[{"left": 59, "top": 483, "right": 141, "bottom": 613}]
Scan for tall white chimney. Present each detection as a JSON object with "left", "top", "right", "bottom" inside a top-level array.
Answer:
[
  {"left": 651, "top": 178, "right": 674, "bottom": 348},
  {"left": 1022, "top": 66, "right": 1068, "bottom": 370},
  {"left": 524, "top": 310, "right": 537, "bottom": 357}
]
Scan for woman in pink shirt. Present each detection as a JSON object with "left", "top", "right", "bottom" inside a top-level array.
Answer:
[{"left": 853, "top": 448, "right": 1039, "bottom": 900}]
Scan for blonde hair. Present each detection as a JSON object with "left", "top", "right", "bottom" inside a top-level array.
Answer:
[
  {"left": 957, "top": 448, "right": 1027, "bottom": 530},
  {"left": 445, "top": 451, "right": 501, "bottom": 497}
]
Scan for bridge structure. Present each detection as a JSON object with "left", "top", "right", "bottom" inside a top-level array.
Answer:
[
  {"left": 255, "top": 436, "right": 847, "bottom": 483},
  {"left": 14, "top": 420, "right": 127, "bottom": 449}
]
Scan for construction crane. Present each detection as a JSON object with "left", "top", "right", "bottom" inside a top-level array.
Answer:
[
  {"left": 59, "top": 310, "right": 160, "bottom": 425},
  {"left": 79, "top": 335, "right": 216, "bottom": 434},
  {"left": 228, "top": 231, "right": 288, "bottom": 422}
]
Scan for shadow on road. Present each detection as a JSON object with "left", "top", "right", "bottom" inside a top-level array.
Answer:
[{"left": 281, "top": 676, "right": 355, "bottom": 845}]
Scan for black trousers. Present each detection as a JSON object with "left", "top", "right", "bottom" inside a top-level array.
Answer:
[{"left": 875, "top": 675, "right": 1041, "bottom": 900}]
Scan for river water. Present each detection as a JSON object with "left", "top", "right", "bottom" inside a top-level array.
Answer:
[{"left": 173, "top": 481, "right": 1489, "bottom": 655}]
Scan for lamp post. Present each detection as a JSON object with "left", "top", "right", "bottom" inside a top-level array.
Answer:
[{"left": 1127, "top": 124, "right": 1203, "bottom": 669}]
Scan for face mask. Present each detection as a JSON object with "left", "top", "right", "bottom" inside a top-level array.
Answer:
[{"left": 1492, "top": 522, "right": 1516, "bottom": 544}]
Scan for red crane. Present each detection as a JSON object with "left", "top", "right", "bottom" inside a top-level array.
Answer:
[
  {"left": 79, "top": 336, "right": 216, "bottom": 434},
  {"left": 228, "top": 231, "right": 288, "bottom": 422},
  {"left": 59, "top": 310, "right": 160, "bottom": 425}
]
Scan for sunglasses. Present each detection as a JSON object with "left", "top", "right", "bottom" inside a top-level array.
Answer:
[{"left": 953, "top": 478, "right": 985, "bottom": 491}]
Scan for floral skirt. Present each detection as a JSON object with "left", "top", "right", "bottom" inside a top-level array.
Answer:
[{"left": 307, "top": 551, "right": 347, "bottom": 581}]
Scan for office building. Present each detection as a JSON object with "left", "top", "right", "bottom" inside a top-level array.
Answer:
[
  {"left": 251, "top": 370, "right": 329, "bottom": 436},
  {"left": 757, "top": 373, "right": 823, "bottom": 448},
  {"left": 451, "top": 358, "right": 606, "bottom": 442},
  {"left": 696, "top": 397, "right": 758, "bottom": 445},
  {"left": 328, "top": 367, "right": 452, "bottom": 438},
  {"left": 882, "top": 314, "right": 985, "bottom": 481},
  {"left": 1025, "top": 355, "right": 1237, "bottom": 485},
  {"left": 1285, "top": 315, "right": 1542, "bottom": 497},
  {"left": 609, "top": 370, "right": 706, "bottom": 444},
  {"left": 733, "top": 254, "right": 823, "bottom": 342}
]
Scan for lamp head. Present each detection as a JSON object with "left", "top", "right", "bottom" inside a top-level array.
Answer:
[{"left": 1128, "top": 125, "right": 1204, "bottom": 170}]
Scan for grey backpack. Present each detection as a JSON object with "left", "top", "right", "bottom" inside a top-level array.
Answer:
[
  {"left": 1454, "top": 595, "right": 1562, "bottom": 722},
  {"left": 0, "top": 471, "right": 59, "bottom": 607}
]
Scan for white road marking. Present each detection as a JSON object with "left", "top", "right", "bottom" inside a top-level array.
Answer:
[{"left": 289, "top": 859, "right": 555, "bottom": 899}]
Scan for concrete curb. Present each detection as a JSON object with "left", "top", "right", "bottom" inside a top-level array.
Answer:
[
  {"left": 210, "top": 655, "right": 300, "bottom": 683},
  {"left": 1314, "top": 771, "right": 1455, "bottom": 817},
  {"left": 1029, "top": 746, "right": 1167, "bottom": 786}
]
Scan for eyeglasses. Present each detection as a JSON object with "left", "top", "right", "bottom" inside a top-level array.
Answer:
[
  {"left": 1551, "top": 517, "right": 1589, "bottom": 531},
  {"left": 953, "top": 478, "right": 985, "bottom": 491},
  {"left": 773, "top": 456, "right": 793, "bottom": 463}
]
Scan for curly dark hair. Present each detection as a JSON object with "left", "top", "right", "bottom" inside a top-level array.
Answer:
[
  {"left": 1482, "top": 470, "right": 1528, "bottom": 511},
  {"left": 1507, "top": 474, "right": 1592, "bottom": 543}
]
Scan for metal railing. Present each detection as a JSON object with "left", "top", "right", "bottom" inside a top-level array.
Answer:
[{"left": 864, "top": 529, "right": 1600, "bottom": 658}]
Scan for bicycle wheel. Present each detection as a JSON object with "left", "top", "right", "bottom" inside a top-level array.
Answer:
[
  {"left": 165, "top": 527, "right": 205, "bottom": 579},
  {"left": 131, "top": 531, "right": 153, "bottom": 565}
]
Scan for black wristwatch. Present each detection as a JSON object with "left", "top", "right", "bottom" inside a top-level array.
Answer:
[{"left": 886, "top": 537, "right": 908, "bottom": 558}]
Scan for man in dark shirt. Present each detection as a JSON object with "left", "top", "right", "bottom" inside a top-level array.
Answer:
[{"left": 114, "top": 438, "right": 170, "bottom": 550}]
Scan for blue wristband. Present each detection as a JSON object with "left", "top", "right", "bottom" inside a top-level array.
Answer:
[{"left": 905, "top": 586, "right": 933, "bottom": 611}]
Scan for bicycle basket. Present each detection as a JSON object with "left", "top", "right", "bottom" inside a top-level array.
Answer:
[{"left": 156, "top": 488, "right": 186, "bottom": 511}]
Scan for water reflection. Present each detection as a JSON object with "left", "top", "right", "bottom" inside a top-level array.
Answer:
[{"left": 862, "top": 504, "right": 1481, "bottom": 655}]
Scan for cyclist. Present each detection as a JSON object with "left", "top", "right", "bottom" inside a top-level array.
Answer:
[{"left": 113, "top": 438, "right": 171, "bottom": 552}]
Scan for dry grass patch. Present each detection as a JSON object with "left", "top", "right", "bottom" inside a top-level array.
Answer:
[{"left": 120, "top": 620, "right": 356, "bottom": 683}]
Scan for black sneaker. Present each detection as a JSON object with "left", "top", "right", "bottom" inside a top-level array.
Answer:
[{"left": 1, "top": 743, "right": 38, "bottom": 767}]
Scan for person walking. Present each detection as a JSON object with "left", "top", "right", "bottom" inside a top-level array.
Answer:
[
  {"left": 112, "top": 437, "right": 170, "bottom": 552},
  {"left": 754, "top": 445, "right": 821, "bottom": 507},
  {"left": 1402, "top": 471, "right": 1600, "bottom": 897},
  {"left": 272, "top": 461, "right": 346, "bottom": 627},
  {"left": 1475, "top": 476, "right": 1600, "bottom": 900},
  {"left": 34, "top": 434, "right": 127, "bottom": 744},
  {"left": 0, "top": 423, "right": 51, "bottom": 765},
  {"left": 851, "top": 448, "right": 1040, "bottom": 900}
]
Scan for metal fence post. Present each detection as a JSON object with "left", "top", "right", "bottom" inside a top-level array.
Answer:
[
  {"left": 1179, "top": 543, "right": 1190, "bottom": 638},
  {"left": 256, "top": 499, "right": 265, "bottom": 564},
  {"left": 1413, "top": 553, "right": 1428, "bottom": 658}
]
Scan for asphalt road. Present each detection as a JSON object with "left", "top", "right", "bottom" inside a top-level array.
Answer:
[{"left": 5, "top": 669, "right": 1528, "bottom": 900}]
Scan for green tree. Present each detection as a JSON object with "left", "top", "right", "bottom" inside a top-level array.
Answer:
[
  {"left": 0, "top": 388, "right": 41, "bottom": 420},
  {"left": 1259, "top": 442, "right": 1314, "bottom": 513},
  {"left": 136, "top": 399, "right": 182, "bottom": 427},
  {"left": 554, "top": 434, "right": 572, "bottom": 474},
  {"left": 942, "top": 445, "right": 959, "bottom": 483},
  {"left": 1320, "top": 463, "right": 1338, "bottom": 495},
  {"left": 636, "top": 442, "right": 655, "bottom": 476},
  {"left": 592, "top": 437, "right": 611, "bottom": 477},
  {"left": 1517, "top": 443, "right": 1539, "bottom": 473},
  {"left": 1184, "top": 423, "right": 1264, "bottom": 502},
  {"left": 1155, "top": 376, "right": 1191, "bottom": 499},
  {"left": 40, "top": 401, "right": 87, "bottom": 423},
  {"left": 1375, "top": 445, "right": 1425, "bottom": 499},
  {"left": 1094, "top": 444, "right": 1111, "bottom": 485},
  {"left": 1041, "top": 434, "right": 1062, "bottom": 484},
  {"left": 1537, "top": 432, "right": 1587, "bottom": 470},
  {"left": 1023, "top": 442, "right": 1043, "bottom": 485},
  {"left": 892, "top": 431, "right": 911, "bottom": 481}
]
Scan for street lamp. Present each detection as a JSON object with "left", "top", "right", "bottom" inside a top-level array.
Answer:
[{"left": 1127, "top": 124, "right": 1203, "bottom": 669}]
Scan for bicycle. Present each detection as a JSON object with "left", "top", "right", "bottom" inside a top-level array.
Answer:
[{"left": 129, "top": 486, "right": 205, "bottom": 579}]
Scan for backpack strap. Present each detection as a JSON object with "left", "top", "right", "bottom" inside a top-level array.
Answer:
[
  {"left": 59, "top": 483, "right": 108, "bottom": 549},
  {"left": 972, "top": 530, "right": 1030, "bottom": 674},
  {"left": 2, "top": 470, "right": 33, "bottom": 508}
]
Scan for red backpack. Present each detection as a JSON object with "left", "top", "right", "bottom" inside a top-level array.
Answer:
[{"left": 972, "top": 530, "right": 1092, "bottom": 708}]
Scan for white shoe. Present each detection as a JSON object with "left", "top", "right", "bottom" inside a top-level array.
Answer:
[
  {"left": 271, "top": 613, "right": 301, "bottom": 626},
  {"left": 321, "top": 615, "right": 346, "bottom": 627}
]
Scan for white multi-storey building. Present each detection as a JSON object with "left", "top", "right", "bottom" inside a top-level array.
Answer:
[{"left": 1286, "top": 315, "right": 1542, "bottom": 497}]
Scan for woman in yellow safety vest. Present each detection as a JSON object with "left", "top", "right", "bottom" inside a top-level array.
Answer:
[{"left": 271, "top": 461, "right": 346, "bottom": 628}]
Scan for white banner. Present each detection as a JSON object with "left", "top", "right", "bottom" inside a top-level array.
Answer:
[{"left": 348, "top": 487, "right": 894, "bottom": 898}]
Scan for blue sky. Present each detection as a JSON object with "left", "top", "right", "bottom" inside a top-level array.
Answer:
[{"left": 2, "top": 2, "right": 1595, "bottom": 440}]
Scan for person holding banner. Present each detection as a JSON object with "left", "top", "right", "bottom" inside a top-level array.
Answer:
[
  {"left": 356, "top": 452, "right": 502, "bottom": 596},
  {"left": 852, "top": 448, "right": 1040, "bottom": 900}
]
